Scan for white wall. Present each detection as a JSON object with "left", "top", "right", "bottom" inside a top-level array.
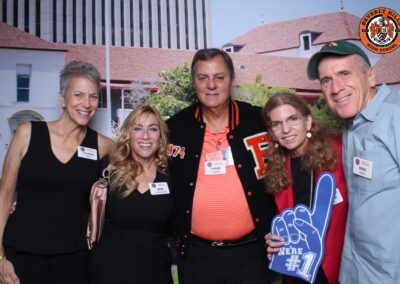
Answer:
[{"left": 0, "top": 48, "right": 65, "bottom": 173}]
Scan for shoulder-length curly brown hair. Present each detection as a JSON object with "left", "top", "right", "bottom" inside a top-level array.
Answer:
[
  {"left": 109, "top": 105, "right": 169, "bottom": 197},
  {"left": 262, "top": 92, "right": 337, "bottom": 194}
]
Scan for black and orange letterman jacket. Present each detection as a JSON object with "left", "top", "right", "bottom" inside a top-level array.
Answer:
[{"left": 167, "top": 99, "right": 276, "bottom": 261}]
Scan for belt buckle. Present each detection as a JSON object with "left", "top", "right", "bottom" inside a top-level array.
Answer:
[{"left": 211, "top": 240, "right": 224, "bottom": 247}]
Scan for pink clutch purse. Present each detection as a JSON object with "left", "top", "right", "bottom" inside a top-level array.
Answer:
[{"left": 87, "top": 167, "right": 110, "bottom": 249}]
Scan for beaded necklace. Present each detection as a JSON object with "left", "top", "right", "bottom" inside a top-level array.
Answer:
[{"left": 309, "top": 170, "right": 314, "bottom": 208}]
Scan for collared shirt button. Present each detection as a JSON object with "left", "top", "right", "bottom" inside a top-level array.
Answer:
[
  {"left": 238, "top": 163, "right": 243, "bottom": 168},
  {"left": 195, "top": 154, "right": 199, "bottom": 158},
  {"left": 182, "top": 244, "right": 186, "bottom": 248},
  {"left": 184, "top": 234, "right": 188, "bottom": 238},
  {"left": 200, "top": 125, "right": 204, "bottom": 129},
  {"left": 189, "top": 182, "right": 194, "bottom": 186},
  {"left": 181, "top": 252, "right": 185, "bottom": 255},
  {"left": 255, "top": 217, "right": 260, "bottom": 223},
  {"left": 185, "top": 210, "right": 190, "bottom": 214},
  {"left": 247, "top": 191, "right": 252, "bottom": 196},
  {"left": 229, "top": 134, "right": 234, "bottom": 139}
]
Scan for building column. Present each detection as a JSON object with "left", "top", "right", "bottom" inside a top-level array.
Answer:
[
  {"left": 95, "top": 0, "right": 102, "bottom": 44},
  {"left": 6, "top": 0, "right": 13, "bottom": 26},
  {"left": 76, "top": 0, "right": 83, "bottom": 43},
  {"left": 114, "top": 0, "right": 121, "bottom": 46},
  {"left": 133, "top": 0, "right": 140, "bottom": 46},
  {"left": 151, "top": 0, "right": 159, "bottom": 48},
  {"left": 85, "top": 0, "right": 92, "bottom": 44},
  {"left": 169, "top": 0, "right": 177, "bottom": 49},
  {"left": 204, "top": 0, "right": 211, "bottom": 48},
  {"left": 195, "top": 0, "right": 204, "bottom": 49},
  {"left": 41, "top": 0, "right": 53, "bottom": 41},
  {"left": 17, "top": 0, "right": 24, "bottom": 30},
  {"left": 141, "top": 0, "right": 149, "bottom": 47},
  {"left": 187, "top": 0, "right": 195, "bottom": 49},
  {"left": 56, "top": 0, "right": 63, "bottom": 43},
  {"left": 178, "top": 0, "right": 185, "bottom": 49},
  {"left": 123, "top": 0, "right": 130, "bottom": 46}
]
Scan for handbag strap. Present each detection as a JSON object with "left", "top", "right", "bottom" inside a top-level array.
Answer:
[{"left": 102, "top": 166, "right": 111, "bottom": 180}]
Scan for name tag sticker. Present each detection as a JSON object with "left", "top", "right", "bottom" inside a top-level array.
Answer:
[
  {"left": 333, "top": 187, "right": 343, "bottom": 205},
  {"left": 206, "top": 147, "right": 234, "bottom": 166},
  {"left": 205, "top": 160, "right": 226, "bottom": 175},
  {"left": 221, "top": 147, "right": 234, "bottom": 166},
  {"left": 149, "top": 182, "right": 170, "bottom": 195},
  {"left": 77, "top": 146, "right": 98, "bottom": 160},
  {"left": 206, "top": 150, "right": 224, "bottom": 161},
  {"left": 353, "top": 157, "right": 372, "bottom": 179}
]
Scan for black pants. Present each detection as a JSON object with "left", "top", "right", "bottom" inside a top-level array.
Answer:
[
  {"left": 5, "top": 247, "right": 90, "bottom": 284},
  {"left": 178, "top": 237, "right": 271, "bottom": 284}
]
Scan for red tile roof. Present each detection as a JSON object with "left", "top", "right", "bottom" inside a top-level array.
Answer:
[
  {"left": 374, "top": 49, "right": 400, "bottom": 85},
  {"left": 229, "top": 53, "right": 320, "bottom": 90},
  {"left": 227, "top": 12, "right": 360, "bottom": 54},
  {"left": 58, "top": 43, "right": 195, "bottom": 83},
  {"left": 0, "top": 22, "right": 66, "bottom": 51},
  {"left": 57, "top": 43, "right": 321, "bottom": 91}
]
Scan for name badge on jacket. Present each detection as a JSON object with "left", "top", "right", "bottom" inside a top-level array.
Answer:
[
  {"left": 353, "top": 157, "right": 372, "bottom": 179},
  {"left": 205, "top": 161, "right": 226, "bottom": 175},
  {"left": 77, "top": 146, "right": 98, "bottom": 160},
  {"left": 149, "top": 182, "right": 170, "bottom": 195}
]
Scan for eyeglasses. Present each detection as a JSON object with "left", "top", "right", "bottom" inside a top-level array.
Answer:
[{"left": 269, "top": 114, "right": 304, "bottom": 132}]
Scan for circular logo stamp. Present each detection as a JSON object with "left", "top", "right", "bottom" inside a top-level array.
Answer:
[{"left": 359, "top": 7, "right": 400, "bottom": 54}]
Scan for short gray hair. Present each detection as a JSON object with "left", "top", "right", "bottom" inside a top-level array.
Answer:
[{"left": 59, "top": 61, "right": 101, "bottom": 94}]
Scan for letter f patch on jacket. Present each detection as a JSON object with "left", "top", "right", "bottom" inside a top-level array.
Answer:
[{"left": 244, "top": 132, "right": 269, "bottom": 179}]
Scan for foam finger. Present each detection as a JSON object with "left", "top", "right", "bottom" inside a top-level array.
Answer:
[
  {"left": 271, "top": 216, "right": 290, "bottom": 244},
  {"left": 282, "top": 210, "right": 300, "bottom": 244}
]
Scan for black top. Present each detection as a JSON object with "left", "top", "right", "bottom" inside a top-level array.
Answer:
[
  {"left": 90, "top": 171, "right": 173, "bottom": 284},
  {"left": 291, "top": 157, "right": 312, "bottom": 207},
  {"left": 4, "top": 121, "right": 102, "bottom": 254}
]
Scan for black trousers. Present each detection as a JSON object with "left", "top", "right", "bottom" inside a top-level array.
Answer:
[
  {"left": 5, "top": 247, "right": 90, "bottom": 284},
  {"left": 178, "top": 236, "right": 271, "bottom": 284}
]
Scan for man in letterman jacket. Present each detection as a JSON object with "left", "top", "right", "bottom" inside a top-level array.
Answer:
[{"left": 167, "top": 48, "right": 276, "bottom": 284}]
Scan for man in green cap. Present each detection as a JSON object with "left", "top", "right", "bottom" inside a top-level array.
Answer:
[{"left": 307, "top": 40, "right": 400, "bottom": 283}]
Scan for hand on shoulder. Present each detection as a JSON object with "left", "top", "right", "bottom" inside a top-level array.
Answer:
[{"left": 98, "top": 134, "right": 114, "bottom": 159}]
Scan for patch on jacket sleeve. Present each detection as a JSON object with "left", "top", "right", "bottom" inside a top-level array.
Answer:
[
  {"left": 244, "top": 132, "right": 269, "bottom": 179},
  {"left": 168, "top": 144, "right": 186, "bottom": 159}
]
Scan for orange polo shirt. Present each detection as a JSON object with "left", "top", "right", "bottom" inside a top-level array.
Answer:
[{"left": 191, "top": 124, "right": 255, "bottom": 240}]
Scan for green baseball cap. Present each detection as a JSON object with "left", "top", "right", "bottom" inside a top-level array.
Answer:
[{"left": 307, "top": 40, "right": 371, "bottom": 80}]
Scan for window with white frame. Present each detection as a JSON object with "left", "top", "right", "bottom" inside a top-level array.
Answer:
[
  {"left": 16, "top": 64, "right": 31, "bottom": 102},
  {"left": 302, "top": 34, "right": 311, "bottom": 51},
  {"left": 223, "top": 46, "right": 233, "bottom": 53}
]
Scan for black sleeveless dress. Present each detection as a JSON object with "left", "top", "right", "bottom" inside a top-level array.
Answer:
[
  {"left": 4, "top": 121, "right": 102, "bottom": 254},
  {"left": 90, "top": 171, "right": 173, "bottom": 284}
]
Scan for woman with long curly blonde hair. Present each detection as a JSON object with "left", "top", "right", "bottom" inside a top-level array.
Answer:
[
  {"left": 109, "top": 105, "right": 169, "bottom": 197},
  {"left": 263, "top": 93, "right": 348, "bottom": 284},
  {"left": 91, "top": 105, "right": 173, "bottom": 284}
]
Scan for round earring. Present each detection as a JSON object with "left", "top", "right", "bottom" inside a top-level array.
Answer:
[
  {"left": 306, "top": 131, "right": 312, "bottom": 138},
  {"left": 274, "top": 142, "right": 279, "bottom": 149}
]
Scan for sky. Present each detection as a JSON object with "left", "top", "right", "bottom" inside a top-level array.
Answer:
[{"left": 210, "top": 0, "right": 400, "bottom": 47}]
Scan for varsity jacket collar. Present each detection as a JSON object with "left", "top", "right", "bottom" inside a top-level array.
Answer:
[{"left": 194, "top": 99, "right": 240, "bottom": 131}]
